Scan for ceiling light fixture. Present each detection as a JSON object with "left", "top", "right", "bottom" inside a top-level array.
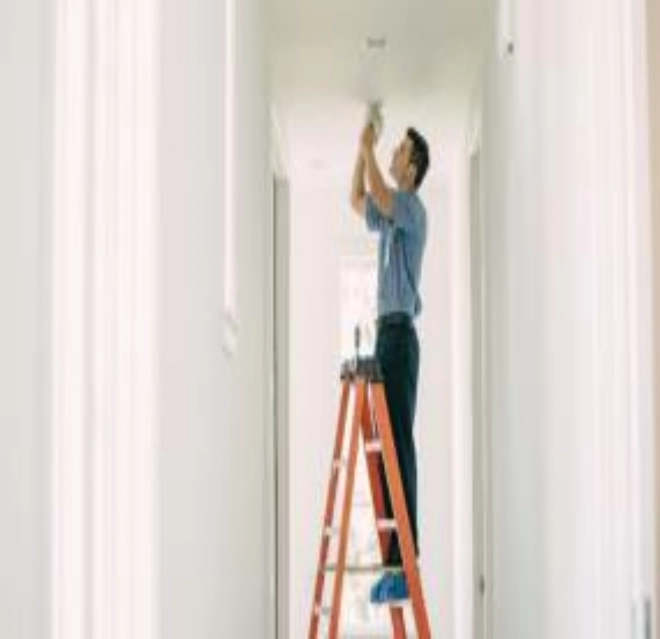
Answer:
[{"left": 365, "top": 36, "right": 387, "bottom": 51}]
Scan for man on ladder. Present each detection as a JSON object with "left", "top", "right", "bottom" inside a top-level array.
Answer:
[{"left": 349, "top": 111, "right": 430, "bottom": 605}]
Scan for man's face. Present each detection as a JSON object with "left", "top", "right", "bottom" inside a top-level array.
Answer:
[{"left": 389, "top": 136, "right": 415, "bottom": 186}]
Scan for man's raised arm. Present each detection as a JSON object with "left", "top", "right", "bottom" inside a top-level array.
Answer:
[
  {"left": 350, "top": 146, "right": 367, "bottom": 217},
  {"left": 363, "top": 138, "right": 394, "bottom": 217}
]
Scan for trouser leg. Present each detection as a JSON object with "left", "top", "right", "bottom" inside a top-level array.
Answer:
[{"left": 375, "top": 325, "right": 420, "bottom": 566}]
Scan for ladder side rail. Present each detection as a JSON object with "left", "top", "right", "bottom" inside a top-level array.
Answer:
[
  {"left": 361, "top": 385, "right": 408, "bottom": 638},
  {"left": 327, "top": 381, "right": 366, "bottom": 638},
  {"left": 308, "top": 379, "right": 352, "bottom": 638},
  {"left": 372, "top": 382, "right": 432, "bottom": 639}
]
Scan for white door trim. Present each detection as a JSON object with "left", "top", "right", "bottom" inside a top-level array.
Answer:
[
  {"left": 468, "top": 98, "right": 493, "bottom": 639},
  {"left": 618, "top": 0, "right": 657, "bottom": 633},
  {"left": 51, "top": 1, "right": 159, "bottom": 637},
  {"left": 269, "top": 107, "right": 291, "bottom": 639}
]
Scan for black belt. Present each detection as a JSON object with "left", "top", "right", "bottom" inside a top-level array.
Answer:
[{"left": 377, "top": 312, "right": 413, "bottom": 329}]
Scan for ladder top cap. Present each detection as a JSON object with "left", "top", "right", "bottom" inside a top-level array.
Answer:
[{"left": 340, "top": 357, "right": 383, "bottom": 381}]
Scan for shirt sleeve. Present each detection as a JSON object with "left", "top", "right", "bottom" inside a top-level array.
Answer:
[
  {"left": 366, "top": 191, "right": 421, "bottom": 234},
  {"left": 365, "top": 194, "right": 387, "bottom": 233},
  {"left": 390, "top": 191, "right": 420, "bottom": 233}
]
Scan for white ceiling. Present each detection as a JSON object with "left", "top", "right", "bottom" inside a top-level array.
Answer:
[{"left": 267, "top": 0, "right": 485, "bottom": 185}]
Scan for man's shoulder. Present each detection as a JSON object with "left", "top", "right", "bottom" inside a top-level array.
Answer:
[
  {"left": 389, "top": 190, "right": 427, "bottom": 237},
  {"left": 397, "top": 189, "right": 425, "bottom": 208},
  {"left": 397, "top": 190, "right": 427, "bottom": 226},
  {"left": 394, "top": 189, "right": 426, "bottom": 212}
]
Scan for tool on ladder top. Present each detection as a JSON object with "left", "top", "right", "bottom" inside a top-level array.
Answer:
[{"left": 308, "top": 326, "right": 432, "bottom": 638}]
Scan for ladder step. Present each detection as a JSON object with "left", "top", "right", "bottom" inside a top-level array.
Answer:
[
  {"left": 322, "top": 563, "right": 403, "bottom": 575},
  {"left": 376, "top": 518, "right": 398, "bottom": 532},
  {"left": 314, "top": 604, "right": 332, "bottom": 617},
  {"left": 332, "top": 458, "right": 347, "bottom": 472},
  {"left": 364, "top": 439, "right": 382, "bottom": 454}
]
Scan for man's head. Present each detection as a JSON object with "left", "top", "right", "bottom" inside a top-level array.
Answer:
[{"left": 389, "top": 128, "right": 430, "bottom": 191}]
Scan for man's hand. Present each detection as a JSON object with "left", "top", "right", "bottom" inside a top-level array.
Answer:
[
  {"left": 362, "top": 136, "right": 394, "bottom": 217},
  {"left": 352, "top": 122, "right": 393, "bottom": 218},
  {"left": 350, "top": 139, "right": 367, "bottom": 217},
  {"left": 360, "top": 124, "right": 376, "bottom": 154}
]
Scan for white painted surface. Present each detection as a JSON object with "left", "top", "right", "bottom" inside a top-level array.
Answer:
[
  {"left": 267, "top": 0, "right": 484, "bottom": 187},
  {"left": 0, "top": 1, "right": 53, "bottom": 637},
  {"left": 3, "top": 1, "right": 657, "bottom": 638},
  {"left": 49, "top": 3, "right": 161, "bottom": 637},
  {"left": 158, "top": 0, "right": 271, "bottom": 636},
  {"left": 288, "top": 184, "right": 343, "bottom": 639},
  {"left": 482, "top": 0, "right": 655, "bottom": 636},
  {"left": 649, "top": 0, "right": 660, "bottom": 628}
]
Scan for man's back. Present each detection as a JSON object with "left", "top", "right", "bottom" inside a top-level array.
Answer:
[{"left": 365, "top": 190, "right": 427, "bottom": 319}]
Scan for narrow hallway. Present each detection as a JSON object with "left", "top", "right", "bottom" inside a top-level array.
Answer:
[{"left": 0, "top": 0, "right": 657, "bottom": 637}]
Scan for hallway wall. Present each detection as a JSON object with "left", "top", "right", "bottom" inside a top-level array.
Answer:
[
  {"left": 0, "top": 1, "right": 53, "bottom": 637},
  {"left": 288, "top": 183, "right": 342, "bottom": 639},
  {"left": 482, "top": 0, "right": 654, "bottom": 637},
  {"left": 158, "top": 0, "right": 271, "bottom": 636}
]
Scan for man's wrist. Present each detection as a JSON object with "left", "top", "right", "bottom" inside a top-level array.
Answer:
[{"left": 363, "top": 144, "right": 376, "bottom": 162}]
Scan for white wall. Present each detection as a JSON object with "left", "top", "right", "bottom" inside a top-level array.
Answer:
[
  {"left": 649, "top": 0, "right": 660, "bottom": 622},
  {"left": 158, "top": 0, "right": 271, "bottom": 636},
  {"left": 289, "top": 183, "right": 343, "bottom": 639},
  {"left": 482, "top": 0, "right": 654, "bottom": 637},
  {"left": 416, "top": 161, "right": 463, "bottom": 639},
  {"left": 288, "top": 171, "right": 456, "bottom": 637},
  {"left": 0, "top": 1, "right": 53, "bottom": 637},
  {"left": 441, "top": 139, "right": 476, "bottom": 639}
]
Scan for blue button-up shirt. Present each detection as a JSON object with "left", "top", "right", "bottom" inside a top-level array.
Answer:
[{"left": 365, "top": 190, "right": 427, "bottom": 319}]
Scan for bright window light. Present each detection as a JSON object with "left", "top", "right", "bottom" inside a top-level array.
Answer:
[{"left": 339, "top": 254, "right": 392, "bottom": 633}]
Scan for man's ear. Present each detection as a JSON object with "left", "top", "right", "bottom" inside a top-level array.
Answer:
[{"left": 407, "top": 163, "right": 417, "bottom": 188}]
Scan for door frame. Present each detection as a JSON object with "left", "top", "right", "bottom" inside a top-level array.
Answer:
[
  {"left": 468, "top": 103, "right": 493, "bottom": 639},
  {"left": 268, "top": 107, "right": 291, "bottom": 639},
  {"left": 619, "top": 0, "right": 657, "bottom": 633}
]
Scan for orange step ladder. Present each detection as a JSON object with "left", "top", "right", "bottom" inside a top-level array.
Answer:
[{"left": 308, "top": 334, "right": 432, "bottom": 638}]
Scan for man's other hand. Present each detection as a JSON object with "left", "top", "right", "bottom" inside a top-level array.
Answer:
[{"left": 360, "top": 124, "right": 376, "bottom": 153}]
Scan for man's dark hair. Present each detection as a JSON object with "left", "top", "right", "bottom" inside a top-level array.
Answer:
[{"left": 406, "top": 127, "right": 430, "bottom": 190}]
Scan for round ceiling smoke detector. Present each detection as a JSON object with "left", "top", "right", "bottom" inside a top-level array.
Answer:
[{"left": 364, "top": 36, "right": 387, "bottom": 52}]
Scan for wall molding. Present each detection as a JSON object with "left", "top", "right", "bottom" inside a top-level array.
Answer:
[
  {"left": 617, "top": 0, "right": 657, "bottom": 633},
  {"left": 51, "top": 1, "right": 159, "bottom": 637},
  {"left": 223, "top": 0, "right": 239, "bottom": 358}
]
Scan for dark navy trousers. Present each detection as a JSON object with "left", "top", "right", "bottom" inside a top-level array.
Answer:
[{"left": 375, "top": 319, "right": 420, "bottom": 566}]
